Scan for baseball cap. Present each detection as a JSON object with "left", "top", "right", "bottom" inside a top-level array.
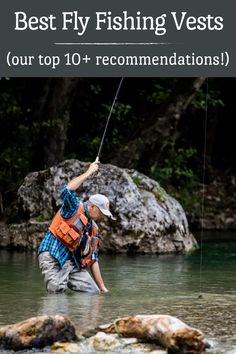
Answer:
[{"left": 89, "top": 194, "right": 114, "bottom": 219}]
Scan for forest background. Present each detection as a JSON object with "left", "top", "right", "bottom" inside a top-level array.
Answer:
[{"left": 0, "top": 77, "right": 235, "bottom": 229}]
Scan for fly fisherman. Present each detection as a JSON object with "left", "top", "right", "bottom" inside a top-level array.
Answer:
[{"left": 38, "top": 161, "right": 112, "bottom": 294}]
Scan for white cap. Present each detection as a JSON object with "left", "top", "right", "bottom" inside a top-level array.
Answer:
[{"left": 89, "top": 194, "right": 114, "bottom": 219}]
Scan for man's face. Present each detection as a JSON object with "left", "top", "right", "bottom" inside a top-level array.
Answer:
[{"left": 88, "top": 204, "right": 106, "bottom": 222}]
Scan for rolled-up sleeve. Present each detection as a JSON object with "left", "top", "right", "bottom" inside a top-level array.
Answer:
[{"left": 60, "top": 185, "right": 80, "bottom": 218}]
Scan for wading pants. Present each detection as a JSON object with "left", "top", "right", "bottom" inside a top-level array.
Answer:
[{"left": 38, "top": 251, "right": 100, "bottom": 294}]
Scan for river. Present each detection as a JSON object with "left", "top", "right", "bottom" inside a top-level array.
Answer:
[{"left": 0, "top": 238, "right": 235, "bottom": 353}]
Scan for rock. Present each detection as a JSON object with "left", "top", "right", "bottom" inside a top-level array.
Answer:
[
  {"left": 51, "top": 334, "right": 163, "bottom": 353},
  {"left": 51, "top": 341, "right": 82, "bottom": 353},
  {"left": 128, "top": 342, "right": 166, "bottom": 353},
  {"left": 0, "top": 220, "right": 48, "bottom": 250},
  {"left": 2, "top": 159, "right": 197, "bottom": 254},
  {"left": 90, "top": 331, "right": 121, "bottom": 350},
  {"left": 99, "top": 314, "right": 206, "bottom": 354},
  {"left": 0, "top": 315, "right": 77, "bottom": 351},
  {"left": 0, "top": 313, "right": 208, "bottom": 353}
]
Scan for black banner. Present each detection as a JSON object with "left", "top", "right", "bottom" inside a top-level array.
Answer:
[{"left": 0, "top": 0, "right": 234, "bottom": 76}]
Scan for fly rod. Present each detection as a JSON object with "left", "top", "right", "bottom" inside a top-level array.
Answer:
[{"left": 95, "top": 77, "right": 124, "bottom": 162}]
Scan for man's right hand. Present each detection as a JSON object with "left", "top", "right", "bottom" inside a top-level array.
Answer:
[
  {"left": 100, "top": 286, "right": 109, "bottom": 294},
  {"left": 68, "top": 160, "right": 100, "bottom": 190},
  {"left": 86, "top": 161, "right": 100, "bottom": 176}
]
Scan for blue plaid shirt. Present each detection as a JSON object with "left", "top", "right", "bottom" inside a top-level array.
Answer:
[{"left": 38, "top": 185, "right": 99, "bottom": 268}]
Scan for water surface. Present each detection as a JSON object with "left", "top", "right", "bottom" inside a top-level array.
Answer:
[{"left": 0, "top": 242, "right": 235, "bottom": 353}]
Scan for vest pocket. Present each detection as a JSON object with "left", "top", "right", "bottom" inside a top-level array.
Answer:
[{"left": 56, "top": 221, "right": 80, "bottom": 251}]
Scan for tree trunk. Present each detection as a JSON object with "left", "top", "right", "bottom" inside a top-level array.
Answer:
[
  {"left": 35, "top": 78, "right": 78, "bottom": 168},
  {"left": 111, "top": 77, "right": 206, "bottom": 169}
]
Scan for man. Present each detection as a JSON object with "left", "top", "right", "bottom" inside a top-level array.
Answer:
[{"left": 38, "top": 161, "right": 112, "bottom": 294}]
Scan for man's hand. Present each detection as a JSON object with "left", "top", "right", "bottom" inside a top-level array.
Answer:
[
  {"left": 68, "top": 160, "right": 99, "bottom": 190},
  {"left": 86, "top": 161, "right": 100, "bottom": 177},
  {"left": 91, "top": 261, "right": 108, "bottom": 293},
  {"left": 100, "top": 286, "right": 109, "bottom": 294}
]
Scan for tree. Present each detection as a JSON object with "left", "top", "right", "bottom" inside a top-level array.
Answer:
[
  {"left": 111, "top": 77, "right": 206, "bottom": 169},
  {"left": 34, "top": 78, "right": 78, "bottom": 168}
]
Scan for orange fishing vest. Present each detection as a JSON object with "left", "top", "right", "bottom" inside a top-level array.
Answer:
[{"left": 49, "top": 203, "right": 100, "bottom": 267}]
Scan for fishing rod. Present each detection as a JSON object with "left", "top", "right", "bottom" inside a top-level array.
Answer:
[
  {"left": 198, "top": 77, "right": 209, "bottom": 299},
  {"left": 95, "top": 77, "right": 124, "bottom": 162}
]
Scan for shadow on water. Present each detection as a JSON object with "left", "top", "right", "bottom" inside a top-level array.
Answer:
[{"left": 0, "top": 240, "right": 235, "bottom": 353}]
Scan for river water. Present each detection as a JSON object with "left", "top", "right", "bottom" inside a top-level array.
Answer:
[{"left": 0, "top": 240, "right": 235, "bottom": 353}]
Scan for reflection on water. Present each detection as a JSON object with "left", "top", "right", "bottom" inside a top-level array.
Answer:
[
  {"left": 0, "top": 242, "right": 235, "bottom": 353},
  {"left": 39, "top": 292, "right": 105, "bottom": 331}
]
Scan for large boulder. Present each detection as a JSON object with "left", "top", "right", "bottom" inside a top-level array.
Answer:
[
  {"left": 11, "top": 160, "right": 197, "bottom": 253},
  {"left": 0, "top": 315, "right": 76, "bottom": 350}
]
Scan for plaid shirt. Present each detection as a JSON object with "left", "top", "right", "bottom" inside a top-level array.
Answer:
[{"left": 38, "top": 185, "right": 99, "bottom": 268}]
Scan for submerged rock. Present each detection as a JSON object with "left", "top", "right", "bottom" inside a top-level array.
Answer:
[
  {"left": 51, "top": 341, "right": 82, "bottom": 353},
  {"left": 90, "top": 331, "right": 122, "bottom": 351},
  {"left": 51, "top": 335, "right": 164, "bottom": 353},
  {"left": 0, "top": 315, "right": 76, "bottom": 351},
  {"left": 2, "top": 159, "right": 197, "bottom": 254}
]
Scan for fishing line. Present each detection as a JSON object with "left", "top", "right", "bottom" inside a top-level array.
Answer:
[
  {"left": 95, "top": 77, "right": 124, "bottom": 162},
  {"left": 199, "top": 77, "right": 209, "bottom": 296}
]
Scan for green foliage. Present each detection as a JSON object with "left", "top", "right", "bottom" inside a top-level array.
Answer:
[
  {"left": 191, "top": 89, "right": 224, "bottom": 110},
  {"left": 151, "top": 147, "right": 202, "bottom": 212},
  {"left": 172, "top": 187, "right": 201, "bottom": 216},
  {"left": 104, "top": 102, "right": 132, "bottom": 119},
  {"left": 0, "top": 80, "right": 33, "bottom": 194},
  {"left": 132, "top": 175, "right": 142, "bottom": 187},
  {"left": 35, "top": 213, "right": 51, "bottom": 222},
  {"left": 146, "top": 83, "right": 172, "bottom": 105},
  {"left": 151, "top": 148, "right": 200, "bottom": 190},
  {"left": 153, "top": 187, "right": 168, "bottom": 203},
  {"left": 0, "top": 77, "right": 234, "bottom": 220},
  {"left": 90, "top": 83, "right": 102, "bottom": 95},
  {"left": 0, "top": 147, "right": 30, "bottom": 191}
]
